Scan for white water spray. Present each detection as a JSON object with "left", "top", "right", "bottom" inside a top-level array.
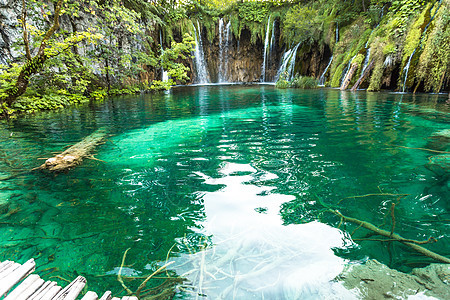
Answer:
[
  {"left": 218, "top": 19, "right": 232, "bottom": 83},
  {"left": 192, "top": 20, "right": 209, "bottom": 83},
  {"left": 275, "top": 43, "right": 301, "bottom": 82},
  {"left": 318, "top": 56, "right": 333, "bottom": 86},
  {"left": 261, "top": 16, "right": 271, "bottom": 82}
]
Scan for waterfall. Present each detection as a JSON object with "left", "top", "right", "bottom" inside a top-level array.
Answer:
[
  {"left": 159, "top": 31, "right": 169, "bottom": 82},
  {"left": 360, "top": 48, "right": 371, "bottom": 75},
  {"left": 192, "top": 20, "right": 209, "bottom": 83},
  {"left": 261, "top": 16, "right": 271, "bottom": 82},
  {"left": 336, "top": 23, "right": 339, "bottom": 43},
  {"left": 275, "top": 43, "right": 300, "bottom": 81},
  {"left": 340, "top": 55, "right": 356, "bottom": 87},
  {"left": 218, "top": 19, "right": 232, "bottom": 83},
  {"left": 270, "top": 19, "right": 276, "bottom": 53},
  {"left": 318, "top": 56, "right": 333, "bottom": 86},
  {"left": 218, "top": 19, "right": 224, "bottom": 82},
  {"left": 402, "top": 50, "right": 415, "bottom": 93},
  {"left": 275, "top": 43, "right": 301, "bottom": 82}
]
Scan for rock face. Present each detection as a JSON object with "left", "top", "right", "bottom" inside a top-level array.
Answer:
[
  {"left": 0, "top": 1, "right": 315, "bottom": 86},
  {"left": 0, "top": 0, "right": 22, "bottom": 65},
  {"left": 338, "top": 260, "right": 450, "bottom": 299},
  {"left": 198, "top": 21, "right": 284, "bottom": 83}
]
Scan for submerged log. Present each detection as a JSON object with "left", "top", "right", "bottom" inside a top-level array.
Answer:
[
  {"left": 35, "top": 128, "right": 108, "bottom": 172},
  {"left": 350, "top": 60, "right": 374, "bottom": 91}
]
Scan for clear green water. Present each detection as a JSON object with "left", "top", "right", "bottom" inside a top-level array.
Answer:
[{"left": 0, "top": 86, "right": 448, "bottom": 297}]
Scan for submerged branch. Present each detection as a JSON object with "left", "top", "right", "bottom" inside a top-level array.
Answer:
[
  {"left": 390, "top": 145, "right": 450, "bottom": 154},
  {"left": 118, "top": 248, "right": 133, "bottom": 295},
  {"left": 330, "top": 210, "right": 449, "bottom": 264}
]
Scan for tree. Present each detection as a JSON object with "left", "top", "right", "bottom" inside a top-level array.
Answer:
[{"left": 0, "top": 0, "right": 102, "bottom": 110}]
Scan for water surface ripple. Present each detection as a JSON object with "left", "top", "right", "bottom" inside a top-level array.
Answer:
[{"left": 0, "top": 86, "right": 448, "bottom": 297}]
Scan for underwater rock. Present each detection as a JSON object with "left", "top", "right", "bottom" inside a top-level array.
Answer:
[
  {"left": 426, "top": 129, "right": 450, "bottom": 152},
  {"left": 425, "top": 155, "right": 449, "bottom": 178},
  {"left": 0, "top": 197, "right": 9, "bottom": 214},
  {"left": 338, "top": 259, "right": 450, "bottom": 299}
]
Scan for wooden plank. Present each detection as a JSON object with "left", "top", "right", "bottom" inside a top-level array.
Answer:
[
  {"left": 99, "top": 291, "right": 112, "bottom": 300},
  {"left": 0, "top": 261, "right": 13, "bottom": 273},
  {"left": 0, "top": 258, "right": 36, "bottom": 296},
  {"left": 27, "top": 280, "right": 54, "bottom": 300},
  {"left": 52, "top": 276, "right": 86, "bottom": 300},
  {"left": 63, "top": 278, "right": 86, "bottom": 300},
  {"left": 81, "top": 291, "right": 98, "bottom": 300},
  {"left": 4, "top": 274, "right": 44, "bottom": 300},
  {"left": 0, "top": 262, "right": 20, "bottom": 279},
  {"left": 39, "top": 284, "right": 62, "bottom": 300}
]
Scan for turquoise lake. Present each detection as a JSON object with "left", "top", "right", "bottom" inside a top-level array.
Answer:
[{"left": 0, "top": 86, "right": 448, "bottom": 298}]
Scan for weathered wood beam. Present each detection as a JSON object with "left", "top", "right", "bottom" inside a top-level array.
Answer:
[
  {"left": 81, "top": 291, "right": 99, "bottom": 300},
  {"left": 4, "top": 274, "right": 44, "bottom": 300},
  {"left": 99, "top": 291, "right": 112, "bottom": 300},
  {"left": 27, "top": 281, "right": 58, "bottom": 300},
  {"left": 351, "top": 60, "right": 374, "bottom": 91},
  {"left": 0, "top": 259, "right": 35, "bottom": 296},
  {"left": 340, "top": 63, "right": 359, "bottom": 90},
  {"left": 36, "top": 128, "right": 108, "bottom": 172},
  {"left": 53, "top": 276, "right": 86, "bottom": 300}
]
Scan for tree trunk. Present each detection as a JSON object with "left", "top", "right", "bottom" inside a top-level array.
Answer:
[
  {"left": 4, "top": 54, "right": 48, "bottom": 105},
  {"left": 36, "top": 128, "right": 108, "bottom": 172},
  {"left": 340, "top": 62, "right": 358, "bottom": 90},
  {"left": 1, "top": 0, "right": 62, "bottom": 106},
  {"left": 351, "top": 60, "right": 374, "bottom": 91}
]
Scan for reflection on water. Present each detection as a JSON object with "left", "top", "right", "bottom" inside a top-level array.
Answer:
[
  {"left": 0, "top": 86, "right": 448, "bottom": 297},
  {"left": 172, "top": 163, "right": 356, "bottom": 299}
]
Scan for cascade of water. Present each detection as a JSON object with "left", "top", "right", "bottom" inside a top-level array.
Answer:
[
  {"left": 340, "top": 55, "right": 356, "bottom": 87},
  {"left": 270, "top": 19, "right": 276, "bottom": 53},
  {"left": 192, "top": 20, "right": 209, "bottom": 83},
  {"left": 218, "top": 20, "right": 232, "bottom": 83},
  {"left": 336, "top": 23, "right": 339, "bottom": 43},
  {"left": 224, "top": 21, "right": 231, "bottom": 81},
  {"left": 318, "top": 56, "right": 333, "bottom": 86},
  {"left": 218, "top": 19, "right": 224, "bottom": 82},
  {"left": 351, "top": 49, "right": 371, "bottom": 90},
  {"left": 159, "top": 31, "right": 169, "bottom": 82},
  {"left": 261, "top": 16, "right": 271, "bottom": 82},
  {"left": 402, "top": 49, "right": 415, "bottom": 93},
  {"left": 275, "top": 43, "right": 301, "bottom": 82},
  {"left": 360, "top": 48, "right": 371, "bottom": 75}
]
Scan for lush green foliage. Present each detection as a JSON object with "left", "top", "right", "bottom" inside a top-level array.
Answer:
[
  {"left": 276, "top": 72, "right": 318, "bottom": 89},
  {"left": 1, "top": 0, "right": 449, "bottom": 117}
]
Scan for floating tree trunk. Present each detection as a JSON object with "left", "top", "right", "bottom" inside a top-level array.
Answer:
[
  {"left": 351, "top": 60, "right": 374, "bottom": 91},
  {"left": 35, "top": 128, "right": 108, "bottom": 172}
]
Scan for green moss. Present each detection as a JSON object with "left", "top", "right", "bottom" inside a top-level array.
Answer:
[
  {"left": 402, "top": 3, "right": 432, "bottom": 67},
  {"left": 367, "top": 62, "right": 384, "bottom": 91},
  {"left": 353, "top": 54, "right": 365, "bottom": 66},
  {"left": 330, "top": 63, "right": 346, "bottom": 87}
]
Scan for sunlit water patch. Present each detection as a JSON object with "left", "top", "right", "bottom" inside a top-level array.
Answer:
[{"left": 170, "top": 163, "right": 357, "bottom": 299}]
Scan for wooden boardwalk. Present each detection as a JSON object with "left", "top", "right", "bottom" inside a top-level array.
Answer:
[{"left": 0, "top": 259, "right": 137, "bottom": 300}]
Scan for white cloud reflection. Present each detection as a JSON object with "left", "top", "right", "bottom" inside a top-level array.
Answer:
[{"left": 170, "top": 163, "right": 358, "bottom": 299}]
